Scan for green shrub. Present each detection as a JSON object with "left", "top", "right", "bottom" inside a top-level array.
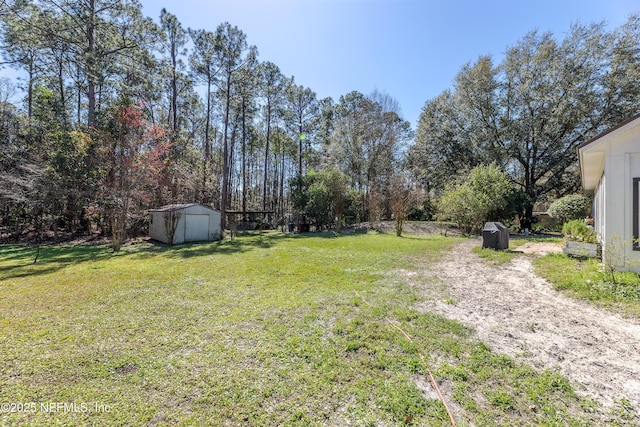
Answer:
[
  {"left": 548, "top": 194, "right": 591, "bottom": 223},
  {"left": 290, "top": 169, "right": 352, "bottom": 229},
  {"left": 562, "top": 219, "right": 597, "bottom": 244},
  {"left": 408, "top": 198, "right": 435, "bottom": 221},
  {"left": 437, "top": 164, "right": 513, "bottom": 234}
]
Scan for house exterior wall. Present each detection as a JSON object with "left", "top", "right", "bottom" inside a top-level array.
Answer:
[
  {"left": 593, "top": 173, "right": 605, "bottom": 244},
  {"left": 149, "top": 205, "right": 221, "bottom": 244},
  {"left": 599, "top": 129, "right": 640, "bottom": 271}
]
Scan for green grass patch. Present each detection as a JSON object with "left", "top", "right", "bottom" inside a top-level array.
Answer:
[
  {"left": 474, "top": 236, "right": 563, "bottom": 266},
  {"left": 473, "top": 246, "right": 518, "bottom": 265},
  {"left": 0, "top": 232, "right": 610, "bottom": 425},
  {"left": 533, "top": 253, "right": 640, "bottom": 317}
]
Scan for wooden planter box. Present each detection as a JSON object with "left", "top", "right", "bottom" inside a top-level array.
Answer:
[{"left": 563, "top": 240, "right": 599, "bottom": 258}]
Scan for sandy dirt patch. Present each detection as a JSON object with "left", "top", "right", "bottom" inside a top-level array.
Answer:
[
  {"left": 515, "top": 240, "right": 564, "bottom": 256},
  {"left": 414, "top": 238, "right": 640, "bottom": 420}
]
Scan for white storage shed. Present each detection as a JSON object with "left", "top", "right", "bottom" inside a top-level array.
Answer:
[{"left": 149, "top": 203, "right": 221, "bottom": 244}]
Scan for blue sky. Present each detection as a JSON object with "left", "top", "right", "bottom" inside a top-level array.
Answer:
[
  {"left": 139, "top": 0, "right": 639, "bottom": 128},
  {"left": 1, "top": 1, "right": 637, "bottom": 128}
]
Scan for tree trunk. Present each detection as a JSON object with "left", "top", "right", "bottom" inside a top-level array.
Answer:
[
  {"left": 220, "top": 73, "right": 232, "bottom": 233},
  {"left": 76, "top": 64, "right": 82, "bottom": 126},
  {"left": 228, "top": 116, "right": 238, "bottom": 211},
  {"left": 272, "top": 155, "right": 279, "bottom": 222},
  {"left": 57, "top": 59, "right": 67, "bottom": 128},
  {"left": 204, "top": 80, "right": 212, "bottom": 159},
  {"left": 279, "top": 142, "right": 285, "bottom": 221},
  {"left": 86, "top": 0, "right": 96, "bottom": 128},
  {"left": 242, "top": 100, "right": 248, "bottom": 220},
  {"left": 298, "top": 118, "right": 303, "bottom": 177},
  {"left": 522, "top": 203, "right": 534, "bottom": 232},
  {"left": 171, "top": 43, "right": 178, "bottom": 135},
  {"left": 202, "top": 81, "right": 212, "bottom": 202},
  {"left": 262, "top": 106, "right": 271, "bottom": 213},
  {"left": 27, "top": 59, "right": 34, "bottom": 120}
]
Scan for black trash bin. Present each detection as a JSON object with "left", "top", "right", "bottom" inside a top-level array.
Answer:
[{"left": 482, "top": 222, "right": 509, "bottom": 250}]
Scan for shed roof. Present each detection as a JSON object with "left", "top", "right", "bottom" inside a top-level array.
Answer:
[
  {"left": 578, "top": 113, "right": 640, "bottom": 191},
  {"left": 149, "top": 203, "right": 218, "bottom": 213}
]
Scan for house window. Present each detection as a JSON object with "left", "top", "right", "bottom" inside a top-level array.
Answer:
[{"left": 634, "top": 178, "right": 640, "bottom": 250}]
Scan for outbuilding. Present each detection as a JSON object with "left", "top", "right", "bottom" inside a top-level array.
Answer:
[
  {"left": 578, "top": 112, "right": 640, "bottom": 271},
  {"left": 149, "top": 203, "right": 221, "bottom": 244}
]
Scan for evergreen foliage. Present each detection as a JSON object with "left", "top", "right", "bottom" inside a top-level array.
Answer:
[
  {"left": 548, "top": 194, "right": 592, "bottom": 223},
  {"left": 411, "top": 15, "right": 640, "bottom": 226},
  {"left": 0, "top": 2, "right": 407, "bottom": 241},
  {"left": 289, "top": 169, "right": 355, "bottom": 229},
  {"left": 1, "top": 2, "right": 639, "bottom": 242},
  {"left": 437, "top": 164, "right": 513, "bottom": 234}
]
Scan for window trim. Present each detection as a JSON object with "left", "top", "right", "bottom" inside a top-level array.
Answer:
[{"left": 634, "top": 178, "right": 640, "bottom": 250}]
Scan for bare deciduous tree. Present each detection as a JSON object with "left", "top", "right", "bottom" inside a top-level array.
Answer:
[
  {"left": 389, "top": 177, "right": 414, "bottom": 237},
  {"left": 163, "top": 209, "right": 181, "bottom": 245}
]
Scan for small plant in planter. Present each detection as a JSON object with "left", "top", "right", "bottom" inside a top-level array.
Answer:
[
  {"left": 562, "top": 219, "right": 597, "bottom": 243},
  {"left": 562, "top": 219, "right": 599, "bottom": 258}
]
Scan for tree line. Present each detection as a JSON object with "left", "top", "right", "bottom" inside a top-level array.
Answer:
[
  {"left": 1, "top": 1, "right": 639, "bottom": 246},
  {"left": 410, "top": 15, "right": 640, "bottom": 229},
  {"left": 0, "top": 0, "right": 411, "bottom": 246}
]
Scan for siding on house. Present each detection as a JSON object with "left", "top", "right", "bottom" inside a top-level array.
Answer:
[
  {"left": 579, "top": 113, "right": 640, "bottom": 271},
  {"left": 593, "top": 174, "right": 605, "bottom": 244}
]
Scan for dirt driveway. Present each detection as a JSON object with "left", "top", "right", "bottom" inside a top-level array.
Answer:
[{"left": 415, "top": 238, "right": 640, "bottom": 419}]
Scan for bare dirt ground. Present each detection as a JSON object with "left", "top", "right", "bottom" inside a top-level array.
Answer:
[
  {"left": 359, "top": 221, "right": 464, "bottom": 237},
  {"left": 414, "top": 238, "right": 640, "bottom": 421}
]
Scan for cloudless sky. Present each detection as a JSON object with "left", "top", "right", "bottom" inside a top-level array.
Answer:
[
  {"left": 1, "top": 1, "right": 637, "bottom": 129},
  {"left": 138, "top": 0, "right": 639, "bottom": 128}
]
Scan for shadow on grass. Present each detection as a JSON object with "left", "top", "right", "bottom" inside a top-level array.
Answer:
[
  {"left": 0, "top": 244, "right": 113, "bottom": 280},
  {"left": 162, "top": 229, "right": 362, "bottom": 258},
  {"left": 0, "top": 230, "right": 374, "bottom": 279},
  {"left": 162, "top": 231, "right": 292, "bottom": 259}
]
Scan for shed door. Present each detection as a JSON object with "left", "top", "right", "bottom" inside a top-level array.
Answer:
[{"left": 185, "top": 214, "right": 210, "bottom": 242}]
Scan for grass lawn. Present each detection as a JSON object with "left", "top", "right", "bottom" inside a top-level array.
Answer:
[
  {"left": 474, "top": 234, "right": 640, "bottom": 317},
  {"left": 473, "top": 237, "right": 640, "bottom": 317},
  {"left": 0, "top": 231, "right": 609, "bottom": 426},
  {"left": 473, "top": 236, "right": 564, "bottom": 266},
  {"left": 533, "top": 253, "right": 640, "bottom": 318}
]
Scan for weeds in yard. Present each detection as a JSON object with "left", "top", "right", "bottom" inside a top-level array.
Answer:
[
  {"left": 0, "top": 232, "right": 615, "bottom": 425},
  {"left": 534, "top": 253, "right": 640, "bottom": 317},
  {"left": 601, "top": 235, "right": 640, "bottom": 284}
]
